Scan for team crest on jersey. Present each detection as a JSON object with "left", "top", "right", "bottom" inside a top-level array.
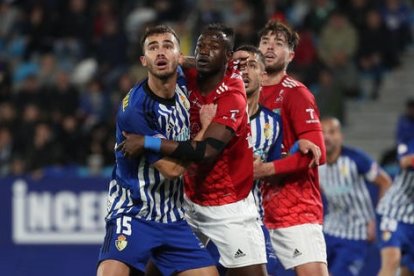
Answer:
[
  {"left": 115, "top": 234, "right": 128, "bottom": 251},
  {"left": 264, "top": 123, "right": 273, "bottom": 140},
  {"left": 382, "top": 231, "right": 392, "bottom": 242},
  {"left": 180, "top": 94, "right": 190, "bottom": 110},
  {"left": 340, "top": 164, "right": 350, "bottom": 177}
]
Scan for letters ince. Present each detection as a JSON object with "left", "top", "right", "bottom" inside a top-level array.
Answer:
[{"left": 12, "top": 180, "right": 107, "bottom": 244}]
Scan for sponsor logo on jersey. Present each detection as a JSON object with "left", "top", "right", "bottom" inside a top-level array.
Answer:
[{"left": 122, "top": 91, "right": 131, "bottom": 111}]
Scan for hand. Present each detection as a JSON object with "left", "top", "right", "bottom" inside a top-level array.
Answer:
[
  {"left": 200, "top": 104, "right": 217, "bottom": 130},
  {"left": 116, "top": 131, "right": 145, "bottom": 158},
  {"left": 298, "top": 139, "right": 321, "bottom": 167},
  {"left": 253, "top": 158, "right": 275, "bottom": 180},
  {"left": 232, "top": 50, "right": 249, "bottom": 71},
  {"left": 367, "top": 220, "right": 376, "bottom": 243}
]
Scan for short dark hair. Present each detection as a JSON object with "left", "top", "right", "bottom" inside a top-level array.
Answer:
[
  {"left": 202, "top": 23, "right": 235, "bottom": 52},
  {"left": 258, "top": 20, "right": 299, "bottom": 50},
  {"left": 236, "top": 44, "right": 265, "bottom": 68},
  {"left": 140, "top": 25, "right": 180, "bottom": 50}
]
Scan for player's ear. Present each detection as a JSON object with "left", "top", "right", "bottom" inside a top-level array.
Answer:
[
  {"left": 288, "top": 50, "right": 295, "bottom": 63},
  {"left": 140, "top": 55, "right": 147, "bottom": 67},
  {"left": 178, "top": 52, "right": 184, "bottom": 65}
]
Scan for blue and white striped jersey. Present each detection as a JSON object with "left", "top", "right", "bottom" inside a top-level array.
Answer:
[
  {"left": 319, "top": 146, "right": 379, "bottom": 240},
  {"left": 250, "top": 105, "right": 282, "bottom": 221},
  {"left": 106, "top": 77, "right": 191, "bottom": 223},
  {"left": 377, "top": 140, "right": 414, "bottom": 224}
]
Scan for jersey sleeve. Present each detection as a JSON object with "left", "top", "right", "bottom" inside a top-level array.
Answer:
[
  {"left": 212, "top": 79, "right": 247, "bottom": 132},
  {"left": 351, "top": 148, "right": 379, "bottom": 182},
  {"left": 117, "top": 91, "right": 165, "bottom": 164},
  {"left": 284, "top": 87, "right": 322, "bottom": 136}
]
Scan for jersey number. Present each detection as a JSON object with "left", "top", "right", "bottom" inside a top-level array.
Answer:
[{"left": 116, "top": 216, "right": 132, "bottom": 235}]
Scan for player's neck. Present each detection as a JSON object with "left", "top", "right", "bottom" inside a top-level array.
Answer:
[
  {"left": 262, "top": 70, "right": 286, "bottom": 86},
  {"left": 327, "top": 147, "right": 341, "bottom": 164},
  {"left": 248, "top": 91, "right": 260, "bottom": 117},
  {"left": 147, "top": 75, "right": 177, "bottom": 99},
  {"left": 197, "top": 67, "right": 226, "bottom": 96}
]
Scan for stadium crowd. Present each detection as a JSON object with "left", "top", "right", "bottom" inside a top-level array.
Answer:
[{"left": 0, "top": 0, "right": 413, "bottom": 177}]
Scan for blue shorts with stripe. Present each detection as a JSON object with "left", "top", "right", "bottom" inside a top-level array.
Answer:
[
  {"left": 378, "top": 216, "right": 414, "bottom": 271},
  {"left": 98, "top": 216, "right": 214, "bottom": 275},
  {"left": 325, "top": 234, "right": 369, "bottom": 276}
]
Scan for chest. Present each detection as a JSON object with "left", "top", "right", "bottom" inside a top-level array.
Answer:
[{"left": 156, "top": 96, "right": 190, "bottom": 142}]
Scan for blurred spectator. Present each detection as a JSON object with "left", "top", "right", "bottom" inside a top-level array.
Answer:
[
  {"left": 0, "top": 125, "right": 13, "bottom": 176},
  {"left": 22, "top": 4, "right": 54, "bottom": 60},
  {"left": 0, "top": 0, "right": 20, "bottom": 41},
  {"left": 356, "top": 8, "right": 389, "bottom": 100},
  {"left": 58, "top": 115, "right": 85, "bottom": 165},
  {"left": 318, "top": 10, "right": 360, "bottom": 98},
  {"left": 79, "top": 78, "right": 111, "bottom": 131},
  {"left": 380, "top": 0, "right": 412, "bottom": 56},
  {"left": 313, "top": 68, "right": 346, "bottom": 123},
  {"left": 304, "top": 0, "right": 336, "bottom": 34},
  {"left": 341, "top": 0, "right": 373, "bottom": 30},
  {"left": 95, "top": 19, "right": 128, "bottom": 89},
  {"left": 396, "top": 98, "right": 414, "bottom": 144},
  {"left": 26, "top": 121, "right": 62, "bottom": 173},
  {"left": 47, "top": 70, "right": 80, "bottom": 122}
]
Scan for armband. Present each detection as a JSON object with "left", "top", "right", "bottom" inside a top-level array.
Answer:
[
  {"left": 289, "top": 141, "right": 299, "bottom": 154},
  {"left": 144, "top": 136, "right": 161, "bottom": 152}
]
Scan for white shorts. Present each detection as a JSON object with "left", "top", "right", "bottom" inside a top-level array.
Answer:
[
  {"left": 269, "top": 223, "right": 327, "bottom": 269},
  {"left": 184, "top": 193, "right": 267, "bottom": 268}
]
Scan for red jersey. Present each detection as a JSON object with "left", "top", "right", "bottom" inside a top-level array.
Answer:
[
  {"left": 260, "top": 75, "right": 324, "bottom": 228},
  {"left": 184, "top": 67, "right": 253, "bottom": 206}
]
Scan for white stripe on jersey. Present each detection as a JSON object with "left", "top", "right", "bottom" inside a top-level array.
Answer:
[
  {"left": 319, "top": 156, "right": 376, "bottom": 240},
  {"left": 250, "top": 108, "right": 281, "bottom": 221},
  {"left": 377, "top": 170, "right": 414, "bottom": 224}
]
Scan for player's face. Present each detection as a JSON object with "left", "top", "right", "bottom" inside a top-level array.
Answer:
[
  {"left": 240, "top": 52, "right": 265, "bottom": 97},
  {"left": 195, "top": 32, "right": 230, "bottom": 74},
  {"left": 258, "top": 31, "right": 294, "bottom": 74},
  {"left": 322, "top": 119, "right": 343, "bottom": 154},
  {"left": 140, "top": 33, "right": 181, "bottom": 79}
]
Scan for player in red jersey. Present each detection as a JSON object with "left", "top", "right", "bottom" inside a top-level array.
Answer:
[
  {"left": 252, "top": 20, "right": 328, "bottom": 275},
  {"left": 119, "top": 24, "right": 267, "bottom": 276}
]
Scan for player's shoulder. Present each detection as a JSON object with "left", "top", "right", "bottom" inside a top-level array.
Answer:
[
  {"left": 260, "top": 105, "right": 281, "bottom": 120},
  {"left": 281, "top": 76, "right": 312, "bottom": 96},
  {"left": 120, "top": 80, "right": 147, "bottom": 112},
  {"left": 341, "top": 145, "right": 372, "bottom": 162}
]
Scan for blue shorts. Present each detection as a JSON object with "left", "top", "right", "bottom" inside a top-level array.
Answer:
[
  {"left": 206, "top": 225, "right": 279, "bottom": 275},
  {"left": 325, "top": 234, "right": 369, "bottom": 276},
  {"left": 378, "top": 216, "right": 414, "bottom": 271},
  {"left": 98, "top": 216, "right": 214, "bottom": 275}
]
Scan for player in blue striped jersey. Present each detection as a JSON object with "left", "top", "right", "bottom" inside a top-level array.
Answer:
[
  {"left": 319, "top": 117, "right": 391, "bottom": 276},
  {"left": 97, "top": 25, "right": 217, "bottom": 276},
  {"left": 377, "top": 138, "right": 414, "bottom": 276}
]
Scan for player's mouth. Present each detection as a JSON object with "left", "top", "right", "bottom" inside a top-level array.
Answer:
[
  {"left": 155, "top": 59, "right": 168, "bottom": 69},
  {"left": 264, "top": 52, "right": 276, "bottom": 62},
  {"left": 196, "top": 56, "right": 210, "bottom": 66},
  {"left": 243, "top": 77, "right": 250, "bottom": 88}
]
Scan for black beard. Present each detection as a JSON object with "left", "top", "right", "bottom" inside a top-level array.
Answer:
[{"left": 265, "top": 63, "right": 285, "bottom": 74}]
